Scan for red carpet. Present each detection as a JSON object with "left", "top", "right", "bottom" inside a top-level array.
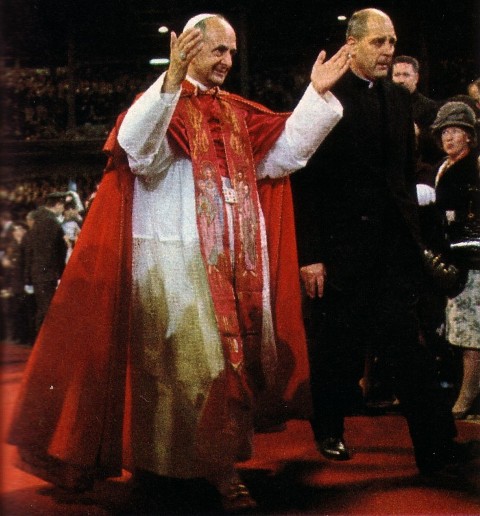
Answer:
[{"left": 2, "top": 342, "right": 479, "bottom": 515}]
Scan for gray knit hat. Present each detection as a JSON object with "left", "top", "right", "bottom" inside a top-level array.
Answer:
[
  {"left": 431, "top": 101, "right": 476, "bottom": 133},
  {"left": 431, "top": 101, "right": 478, "bottom": 147}
]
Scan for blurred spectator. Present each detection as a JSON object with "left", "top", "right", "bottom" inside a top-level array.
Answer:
[
  {"left": 0, "top": 222, "right": 35, "bottom": 344},
  {"left": 23, "top": 193, "right": 67, "bottom": 332},
  {"left": 62, "top": 201, "right": 82, "bottom": 262},
  {"left": 467, "top": 78, "right": 480, "bottom": 112},
  {"left": 392, "top": 56, "right": 440, "bottom": 165},
  {"left": 64, "top": 190, "right": 85, "bottom": 217},
  {"left": 84, "top": 182, "right": 100, "bottom": 214},
  {"left": 0, "top": 210, "right": 14, "bottom": 250},
  {"left": 392, "top": 56, "right": 438, "bottom": 128}
]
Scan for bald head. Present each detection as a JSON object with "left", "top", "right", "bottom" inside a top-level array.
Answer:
[
  {"left": 346, "top": 8, "right": 397, "bottom": 81},
  {"left": 347, "top": 8, "right": 392, "bottom": 39}
]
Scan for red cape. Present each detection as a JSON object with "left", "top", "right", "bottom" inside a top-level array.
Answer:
[{"left": 7, "top": 99, "right": 311, "bottom": 488}]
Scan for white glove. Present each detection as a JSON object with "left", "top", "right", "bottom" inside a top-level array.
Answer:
[
  {"left": 416, "top": 184, "right": 436, "bottom": 206},
  {"left": 24, "top": 285, "right": 34, "bottom": 294}
]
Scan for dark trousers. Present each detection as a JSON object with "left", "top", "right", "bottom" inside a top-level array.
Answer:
[
  {"left": 33, "top": 280, "right": 57, "bottom": 333},
  {"left": 3, "top": 293, "right": 36, "bottom": 344},
  {"left": 307, "top": 241, "right": 457, "bottom": 470}
]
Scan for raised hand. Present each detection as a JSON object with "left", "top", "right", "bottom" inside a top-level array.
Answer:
[
  {"left": 163, "top": 28, "right": 204, "bottom": 93},
  {"left": 310, "top": 45, "right": 351, "bottom": 95}
]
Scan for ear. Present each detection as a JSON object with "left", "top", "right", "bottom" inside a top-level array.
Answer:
[{"left": 346, "top": 37, "right": 357, "bottom": 56}]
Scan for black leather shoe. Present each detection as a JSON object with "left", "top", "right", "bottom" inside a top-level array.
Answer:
[
  {"left": 448, "top": 440, "right": 480, "bottom": 464},
  {"left": 416, "top": 440, "right": 480, "bottom": 478},
  {"left": 417, "top": 463, "right": 475, "bottom": 492},
  {"left": 317, "top": 437, "right": 352, "bottom": 461}
]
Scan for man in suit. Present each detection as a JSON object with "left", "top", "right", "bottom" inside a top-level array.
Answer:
[
  {"left": 392, "top": 55, "right": 438, "bottom": 130},
  {"left": 24, "top": 192, "right": 67, "bottom": 332},
  {"left": 292, "top": 8, "right": 466, "bottom": 477},
  {"left": 392, "top": 55, "right": 440, "bottom": 165}
]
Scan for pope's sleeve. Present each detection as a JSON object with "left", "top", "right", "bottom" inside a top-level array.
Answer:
[
  {"left": 117, "top": 72, "right": 180, "bottom": 175},
  {"left": 257, "top": 85, "right": 342, "bottom": 179}
]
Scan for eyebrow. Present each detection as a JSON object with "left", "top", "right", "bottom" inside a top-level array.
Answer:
[
  {"left": 214, "top": 44, "right": 237, "bottom": 54},
  {"left": 371, "top": 36, "right": 397, "bottom": 45}
]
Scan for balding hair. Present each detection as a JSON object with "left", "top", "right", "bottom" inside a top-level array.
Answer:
[{"left": 346, "top": 8, "right": 388, "bottom": 39}]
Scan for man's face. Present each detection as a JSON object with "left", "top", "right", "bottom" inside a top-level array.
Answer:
[
  {"left": 188, "top": 18, "right": 237, "bottom": 88},
  {"left": 392, "top": 62, "right": 418, "bottom": 93},
  {"left": 348, "top": 14, "right": 397, "bottom": 81}
]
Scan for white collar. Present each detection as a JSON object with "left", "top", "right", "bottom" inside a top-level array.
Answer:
[{"left": 186, "top": 75, "right": 209, "bottom": 91}]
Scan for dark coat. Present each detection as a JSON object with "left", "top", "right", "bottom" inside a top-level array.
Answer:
[
  {"left": 435, "top": 151, "right": 480, "bottom": 213},
  {"left": 292, "top": 71, "right": 421, "bottom": 289},
  {"left": 24, "top": 207, "right": 66, "bottom": 285},
  {"left": 2, "top": 238, "right": 26, "bottom": 295},
  {"left": 411, "top": 90, "right": 442, "bottom": 165},
  {"left": 435, "top": 150, "right": 480, "bottom": 251},
  {"left": 411, "top": 90, "right": 438, "bottom": 130}
]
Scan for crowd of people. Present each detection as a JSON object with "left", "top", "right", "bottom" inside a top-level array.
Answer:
[
  {"left": 1, "top": 66, "right": 155, "bottom": 140},
  {"left": 0, "top": 178, "right": 98, "bottom": 344},
  {"left": 2, "top": 54, "right": 476, "bottom": 142},
  {"left": 1, "top": 8, "right": 479, "bottom": 514}
]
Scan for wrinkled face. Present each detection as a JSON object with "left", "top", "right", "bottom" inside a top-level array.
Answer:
[
  {"left": 188, "top": 17, "right": 237, "bottom": 88},
  {"left": 392, "top": 62, "right": 418, "bottom": 93},
  {"left": 441, "top": 126, "right": 471, "bottom": 160},
  {"left": 348, "top": 14, "right": 397, "bottom": 81}
]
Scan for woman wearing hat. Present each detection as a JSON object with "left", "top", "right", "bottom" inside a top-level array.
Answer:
[{"left": 432, "top": 101, "right": 480, "bottom": 419}]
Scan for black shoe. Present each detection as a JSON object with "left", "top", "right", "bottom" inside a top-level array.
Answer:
[
  {"left": 317, "top": 437, "right": 352, "bottom": 461},
  {"left": 417, "top": 440, "right": 480, "bottom": 478},
  {"left": 418, "top": 463, "right": 466, "bottom": 489},
  {"left": 417, "top": 462, "right": 478, "bottom": 493},
  {"left": 447, "top": 440, "right": 480, "bottom": 465}
]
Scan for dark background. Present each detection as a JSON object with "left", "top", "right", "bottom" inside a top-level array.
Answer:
[{"left": 2, "top": 0, "right": 479, "bottom": 99}]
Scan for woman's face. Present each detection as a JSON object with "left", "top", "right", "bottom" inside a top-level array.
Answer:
[{"left": 441, "top": 126, "right": 471, "bottom": 160}]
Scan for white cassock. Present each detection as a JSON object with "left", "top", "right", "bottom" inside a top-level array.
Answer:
[{"left": 117, "top": 72, "right": 342, "bottom": 477}]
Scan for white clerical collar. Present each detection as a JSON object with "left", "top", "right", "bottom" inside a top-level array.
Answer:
[
  {"left": 186, "top": 76, "right": 209, "bottom": 91},
  {"left": 351, "top": 70, "right": 375, "bottom": 88}
]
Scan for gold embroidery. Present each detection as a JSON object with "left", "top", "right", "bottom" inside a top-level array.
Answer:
[
  {"left": 176, "top": 85, "right": 268, "bottom": 401},
  {"left": 185, "top": 102, "right": 209, "bottom": 159},
  {"left": 222, "top": 103, "right": 246, "bottom": 156}
]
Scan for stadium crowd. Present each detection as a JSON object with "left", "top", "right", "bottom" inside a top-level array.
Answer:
[{"left": 1, "top": 56, "right": 476, "bottom": 142}]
